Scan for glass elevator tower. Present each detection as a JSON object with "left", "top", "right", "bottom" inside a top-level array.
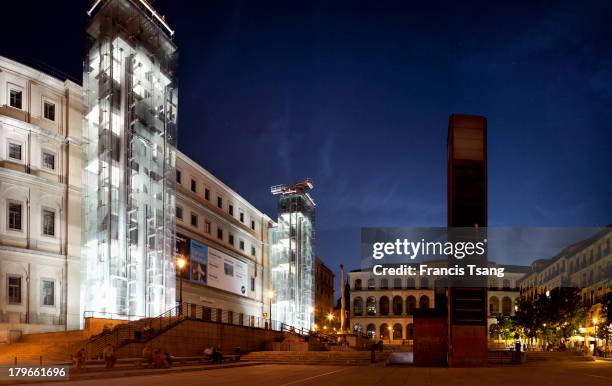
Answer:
[
  {"left": 82, "top": 0, "right": 178, "bottom": 319},
  {"left": 270, "top": 180, "right": 315, "bottom": 331}
]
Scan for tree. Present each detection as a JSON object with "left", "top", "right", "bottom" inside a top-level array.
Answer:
[
  {"left": 514, "top": 296, "right": 539, "bottom": 348},
  {"left": 514, "top": 288, "right": 587, "bottom": 349}
]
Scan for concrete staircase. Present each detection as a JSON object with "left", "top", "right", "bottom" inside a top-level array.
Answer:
[
  {"left": 242, "top": 351, "right": 388, "bottom": 365},
  {"left": 525, "top": 351, "right": 594, "bottom": 363},
  {"left": 0, "top": 330, "right": 89, "bottom": 365}
]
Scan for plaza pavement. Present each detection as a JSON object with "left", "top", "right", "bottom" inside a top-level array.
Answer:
[{"left": 26, "top": 359, "right": 612, "bottom": 386}]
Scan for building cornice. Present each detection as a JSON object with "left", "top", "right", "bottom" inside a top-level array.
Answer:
[{"left": 176, "top": 150, "right": 272, "bottom": 222}]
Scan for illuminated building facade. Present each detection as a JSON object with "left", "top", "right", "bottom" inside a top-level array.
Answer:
[
  {"left": 81, "top": 0, "right": 178, "bottom": 318},
  {"left": 518, "top": 229, "right": 611, "bottom": 351},
  {"left": 0, "top": 56, "right": 83, "bottom": 341},
  {"left": 269, "top": 179, "right": 315, "bottom": 331},
  {"left": 174, "top": 151, "right": 273, "bottom": 318}
]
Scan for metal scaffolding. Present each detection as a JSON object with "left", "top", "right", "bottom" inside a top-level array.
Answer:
[
  {"left": 82, "top": 0, "right": 178, "bottom": 319},
  {"left": 269, "top": 179, "right": 315, "bottom": 331}
]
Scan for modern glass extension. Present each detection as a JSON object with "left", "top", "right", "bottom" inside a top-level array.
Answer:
[
  {"left": 82, "top": 0, "right": 178, "bottom": 320},
  {"left": 270, "top": 182, "right": 315, "bottom": 331}
]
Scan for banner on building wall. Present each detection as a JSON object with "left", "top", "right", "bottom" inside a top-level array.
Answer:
[
  {"left": 182, "top": 236, "right": 249, "bottom": 297},
  {"left": 190, "top": 239, "right": 208, "bottom": 285},
  {"left": 207, "top": 247, "right": 249, "bottom": 297}
]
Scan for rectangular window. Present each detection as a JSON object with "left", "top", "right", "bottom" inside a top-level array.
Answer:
[
  {"left": 239, "top": 240, "right": 245, "bottom": 250},
  {"left": 191, "top": 213, "right": 198, "bottom": 227},
  {"left": 8, "top": 275, "right": 21, "bottom": 304},
  {"left": 217, "top": 196, "right": 223, "bottom": 209},
  {"left": 204, "top": 188, "right": 210, "bottom": 200},
  {"left": 251, "top": 277, "right": 255, "bottom": 292},
  {"left": 251, "top": 220, "right": 255, "bottom": 230},
  {"left": 42, "top": 151, "right": 55, "bottom": 170},
  {"left": 8, "top": 142, "right": 22, "bottom": 161},
  {"left": 9, "top": 89, "right": 22, "bottom": 109},
  {"left": 217, "top": 228, "right": 223, "bottom": 240},
  {"left": 191, "top": 179, "right": 197, "bottom": 193},
  {"left": 229, "top": 204, "right": 234, "bottom": 216},
  {"left": 229, "top": 234, "right": 234, "bottom": 245},
  {"left": 240, "top": 212, "right": 244, "bottom": 223},
  {"left": 251, "top": 246, "right": 256, "bottom": 257},
  {"left": 205, "top": 221, "right": 211, "bottom": 234},
  {"left": 176, "top": 170, "right": 182, "bottom": 184},
  {"left": 43, "top": 101, "right": 55, "bottom": 121},
  {"left": 176, "top": 206, "right": 183, "bottom": 220},
  {"left": 41, "top": 279, "right": 54, "bottom": 306},
  {"left": 42, "top": 209, "right": 55, "bottom": 237},
  {"left": 8, "top": 202, "right": 22, "bottom": 231}
]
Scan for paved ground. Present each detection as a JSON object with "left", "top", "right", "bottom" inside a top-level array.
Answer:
[{"left": 27, "top": 359, "right": 612, "bottom": 386}]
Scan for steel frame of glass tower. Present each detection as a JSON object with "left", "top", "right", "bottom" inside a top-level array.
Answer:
[
  {"left": 270, "top": 182, "right": 315, "bottom": 331},
  {"left": 82, "top": 0, "right": 178, "bottom": 319}
]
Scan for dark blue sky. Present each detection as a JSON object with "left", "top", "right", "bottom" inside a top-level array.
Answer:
[{"left": 3, "top": 1, "right": 611, "bottom": 294}]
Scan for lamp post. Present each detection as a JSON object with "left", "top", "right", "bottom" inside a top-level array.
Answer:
[
  {"left": 593, "top": 317, "right": 598, "bottom": 354},
  {"left": 176, "top": 256, "right": 187, "bottom": 315},
  {"left": 267, "top": 290, "right": 274, "bottom": 329}
]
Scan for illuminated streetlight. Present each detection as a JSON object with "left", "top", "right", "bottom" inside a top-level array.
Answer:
[
  {"left": 545, "top": 290, "right": 550, "bottom": 297},
  {"left": 327, "top": 313, "right": 334, "bottom": 322},
  {"left": 308, "top": 306, "right": 314, "bottom": 313},
  {"left": 593, "top": 318, "right": 598, "bottom": 352},
  {"left": 266, "top": 290, "right": 275, "bottom": 328},
  {"left": 176, "top": 256, "right": 187, "bottom": 313}
]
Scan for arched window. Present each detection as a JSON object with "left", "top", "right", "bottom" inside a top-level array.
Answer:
[
  {"left": 407, "top": 278, "right": 415, "bottom": 288},
  {"left": 366, "top": 324, "right": 376, "bottom": 339},
  {"left": 393, "top": 278, "right": 402, "bottom": 289},
  {"left": 367, "top": 278, "right": 375, "bottom": 290},
  {"left": 489, "top": 296, "right": 499, "bottom": 315},
  {"left": 502, "top": 279, "right": 511, "bottom": 290},
  {"left": 380, "top": 278, "right": 388, "bottom": 289},
  {"left": 366, "top": 296, "right": 377, "bottom": 316},
  {"left": 380, "top": 323, "right": 389, "bottom": 338},
  {"left": 420, "top": 277, "right": 429, "bottom": 289},
  {"left": 353, "top": 297, "right": 363, "bottom": 316},
  {"left": 406, "top": 296, "right": 416, "bottom": 315},
  {"left": 393, "top": 323, "right": 403, "bottom": 340},
  {"left": 353, "top": 323, "right": 363, "bottom": 334},
  {"left": 502, "top": 296, "right": 512, "bottom": 315},
  {"left": 354, "top": 279, "right": 362, "bottom": 290},
  {"left": 419, "top": 295, "right": 429, "bottom": 309},
  {"left": 406, "top": 323, "right": 414, "bottom": 339},
  {"left": 379, "top": 296, "right": 390, "bottom": 316},
  {"left": 393, "top": 296, "right": 403, "bottom": 315}
]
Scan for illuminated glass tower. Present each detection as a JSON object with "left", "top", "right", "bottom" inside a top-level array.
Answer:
[
  {"left": 270, "top": 179, "right": 315, "bottom": 331},
  {"left": 82, "top": 0, "right": 178, "bottom": 318}
]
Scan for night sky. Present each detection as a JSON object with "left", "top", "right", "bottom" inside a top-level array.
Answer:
[{"left": 3, "top": 0, "right": 611, "bottom": 295}]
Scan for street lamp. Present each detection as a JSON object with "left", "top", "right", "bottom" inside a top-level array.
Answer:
[
  {"left": 266, "top": 290, "right": 275, "bottom": 329},
  {"left": 176, "top": 256, "right": 187, "bottom": 315},
  {"left": 593, "top": 317, "right": 598, "bottom": 354}
]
